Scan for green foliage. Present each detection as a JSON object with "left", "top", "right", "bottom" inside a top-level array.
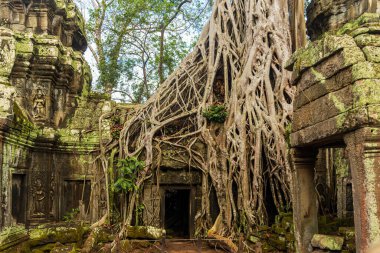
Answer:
[
  {"left": 112, "top": 157, "right": 145, "bottom": 193},
  {"left": 63, "top": 208, "right": 80, "bottom": 222},
  {"left": 202, "top": 105, "right": 228, "bottom": 123},
  {"left": 82, "top": 0, "right": 211, "bottom": 102}
]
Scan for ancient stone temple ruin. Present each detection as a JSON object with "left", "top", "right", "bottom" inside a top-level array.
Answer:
[
  {"left": 0, "top": 0, "right": 109, "bottom": 227},
  {"left": 0, "top": 0, "right": 204, "bottom": 240},
  {"left": 287, "top": 1, "right": 380, "bottom": 252},
  {"left": 0, "top": 0, "right": 379, "bottom": 252}
]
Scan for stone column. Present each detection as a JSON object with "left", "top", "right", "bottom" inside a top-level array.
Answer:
[
  {"left": 344, "top": 127, "right": 380, "bottom": 253},
  {"left": 291, "top": 148, "right": 318, "bottom": 253}
]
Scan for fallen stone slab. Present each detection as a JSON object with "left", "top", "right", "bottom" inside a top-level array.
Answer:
[
  {"left": 0, "top": 226, "right": 29, "bottom": 251},
  {"left": 125, "top": 226, "right": 165, "bottom": 240},
  {"left": 311, "top": 234, "right": 344, "bottom": 251},
  {"left": 29, "top": 223, "right": 89, "bottom": 247}
]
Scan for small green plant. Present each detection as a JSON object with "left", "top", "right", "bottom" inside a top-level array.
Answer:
[
  {"left": 63, "top": 208, "right": 80, "bottom": 222},
  {"left": 202, "top": 105, "right": 228, "bottom": 123},
  {"left": 112, "top": 157, "right": 144, "bottom": 193}
]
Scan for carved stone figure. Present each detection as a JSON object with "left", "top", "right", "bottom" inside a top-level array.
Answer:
[
  {"left": 32, "top": 179, "right": 46, "bottom": 216},
  {"left": 49, "top": 174, "right": 55, "bottom": 216},
  {"left": 0, "top": 28, "right": 16, "bottom": 80},
  {"left": 33, "top": 89, "right": 46, "bottom": 119},
  {"left": 99, "top": 188, "right": 107, "bottom": 216}
]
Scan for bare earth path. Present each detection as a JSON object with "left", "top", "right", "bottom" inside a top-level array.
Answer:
[
  {"left": 164, "top": 241, "right": 225, "bottom": 253},
  {"left": 130, "top": 241, "right": 227, "bottom": 253}
]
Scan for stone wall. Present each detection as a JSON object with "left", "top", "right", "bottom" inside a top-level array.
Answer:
[
  {"left": 0, "top": 0, "right": 115, "bottom": 229},
  {"left": 287, "top": 13, "right": 380, "bottom": 147},
  {"left": 288, "top": 12, "right": 380, "bottom": 253},
  {"left": 306, "top": 0, "right": 380, "bottom": 40}
]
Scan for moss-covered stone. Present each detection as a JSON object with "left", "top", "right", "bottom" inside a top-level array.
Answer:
[
  {"left": 355, "top": 33, "right": 380, "bottom": 47},
  {"left": 338, "top": 227, "right": 355, "bottom": 241},
  {"left": 337, "top": 13, "right": 380, "bottom": 36},
  {"left": 0, "top": 226, "right": 29, "bottom": 251},
  {"left": 0, "top": 28, "right": 16, "bottom": 79},
  {"left": 352, "top": 61, "right": 380, "bottom": 81},
  {"left": 93, "top": 227, "right": 115, "bottom": 243},
  {"left": 29, "top": 224, "right": 88, "bottom": 247},
  {"left": 311, "top": 234, "right": 344, "bottom": 251},
  {"left": 363, "top": 46, "right": 380, "bottom": 62},
  {"left": 125, "top": 226, "right": 165, "bottom": 239}
]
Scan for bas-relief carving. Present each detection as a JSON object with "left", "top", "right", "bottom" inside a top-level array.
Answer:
[
  {"left": 32, "top": 89, "right": 46, "bottom": 120},
  {"left": 32, "top": 178, "right": 46, "bottom": 216},
  {"left": 0, "top": 28, "right": 15, "bottom": 83},
  {"left": 99, "top": 187, "right": 107, "bottom": 217},
  {"left": 49, "top": 172, "right": 56, "bottom": 217},
  {"left": 0, "top": 0, "right": 104, "bottom": 229},
  {"left": 30, "top": 169, "right": 56, "bottom": 219}
]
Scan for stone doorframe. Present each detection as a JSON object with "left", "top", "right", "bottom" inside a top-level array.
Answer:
[
  {"left": 291, "top": 127, "right": 380, "bottom": 253},
  {"left": 159, "top": 185, "right": 197, "bottom": 238}
]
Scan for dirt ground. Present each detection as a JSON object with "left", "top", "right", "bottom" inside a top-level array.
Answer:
[{"left": 130, "top": 241, "right": 227, "bottom": 253}]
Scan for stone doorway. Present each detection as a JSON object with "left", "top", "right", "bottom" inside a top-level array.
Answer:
[
  {"left": 11, "top": 174, "right": 27, "bottom": 224},
  {"left": 62, "top": 180, "right": 91, "bottom": 217},
  {"left": 162, "top": 188, "right": 191, "bottom": 238}
]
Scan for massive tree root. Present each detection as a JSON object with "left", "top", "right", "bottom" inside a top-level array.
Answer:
[{"left": 109, "top": 0, "right": 294, "bottom": 238}]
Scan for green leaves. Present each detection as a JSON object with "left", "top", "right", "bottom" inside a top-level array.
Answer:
[
  {"left": 82, "top": 0, "right": 210, "bottom": 102},
  {"left": 112, "top": 157, "right": 145, "bottom": 193},
  {"left": 202, "top": 105, "right": 228, "bottom": 123}
]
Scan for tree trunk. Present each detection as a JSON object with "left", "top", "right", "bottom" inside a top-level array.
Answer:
[{"left": 115, "top": 0, "right": 294, "bottom": 236}]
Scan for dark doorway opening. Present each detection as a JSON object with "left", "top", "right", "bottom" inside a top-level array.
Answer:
[
  {"left": 63, "top": 180, "right": 91, "bottom": 216},
  {"left": 164, "top": 189, "right": 190, "bottom": 238},
  {"left": 12, "top": 174, "right": 27, "bottom": 224}
]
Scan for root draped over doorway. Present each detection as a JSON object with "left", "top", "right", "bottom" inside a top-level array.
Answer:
[{"left": 101, "top": 0, "right": 294, "bottom": 238}]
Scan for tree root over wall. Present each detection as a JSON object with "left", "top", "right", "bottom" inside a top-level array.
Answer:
[{"left": 101, "top": 0, "right": 295, "bottom": 243}]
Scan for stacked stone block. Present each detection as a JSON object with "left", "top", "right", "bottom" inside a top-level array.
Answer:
[{"left": 287, "top": 12, "right": 380, "bottom": 253}]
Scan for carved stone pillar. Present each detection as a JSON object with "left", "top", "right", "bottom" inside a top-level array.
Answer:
[
  {"left": 291, "top": 148, "right": 319, "bottom": 253},
  {"left": 344, "top": 127, "right": 380, "bottom": 252}
]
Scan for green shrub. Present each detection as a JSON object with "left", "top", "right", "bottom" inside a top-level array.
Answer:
[
  {"left": 202, "top": 105, "right": 228, "bottom": 123},
  {"left": 112, "top": 157, "right": 144, "bottom": 193}
]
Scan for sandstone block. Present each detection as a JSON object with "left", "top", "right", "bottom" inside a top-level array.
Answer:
[
  {"left": 125, "top": 226, "right": 165, "bottom": 240},
  {"left": 0, "top": 226, "right": 29, "bottom": 251},
  {"left": 311, "top": 234, "right": 344, "bottom": 251}
]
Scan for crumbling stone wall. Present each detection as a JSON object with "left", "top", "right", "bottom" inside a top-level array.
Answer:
[
  {"left": 287, "top": 10, "right": 380, "bottom": 253},
  {"left": 0, "top": 0, "right": 117, "bottom": 229},
  {"left": 306, "top": 0, "right": 380, "bottom": 40}
]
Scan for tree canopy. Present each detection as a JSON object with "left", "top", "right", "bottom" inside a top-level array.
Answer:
[{"left": 80, "top": 0, "right": 211, "bottom": 103}]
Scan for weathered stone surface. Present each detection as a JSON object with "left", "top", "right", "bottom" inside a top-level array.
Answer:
[
  {"left": 0, "top": 28, "right": 16, "bottom": 83},
  {"left": 0, "top": 226, "right": 29, "bottom": 251},
  {"left": 0, "top": 0, "right": 86, "bottom": 51},
  {"left": 294, "top": 67, "right": 353, "bottom": 109},
  {"left": 29, "top": 224, "right": 88, "bottom": 246},
  {"left": 337, "top": 13, "right": 380, "bottom": 36},
  {"left": 306, "top": 1, "right": 378, "bottom": 40},
  {"left": 292, "top": 84, "right": 354, "bottom": 132},
  {"left": 125, "top": 226, "right": 165, "bottom": 239},
  {"left": 355, "top": 33, "right": 380, "bottom": 47},
  {"left": 338, "top": 227, "right": 355, "bottom": 241},
  {"left": 289, "top": 14, "right": 380, "bottom": 147},
  {"left": 363, "top": 46, "right": 380, "bottom": 62},
  {"left": 311, "top": 234, "right": 344, "bottom": 251},
  {"left": 286, "top": 34, "right": 364, "bottom": 82},
  {"left": 93, "top": 226, "right": 115, "bottom": 243},
  {"left": 290, "top": 9, "right": 380, "bottom": 253}
]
